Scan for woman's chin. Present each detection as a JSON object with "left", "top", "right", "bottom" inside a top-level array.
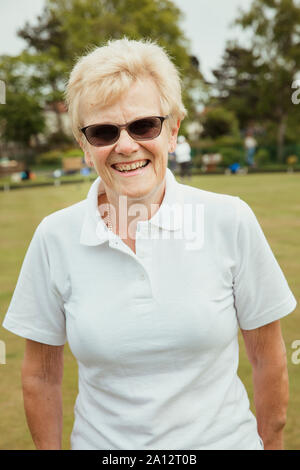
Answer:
[{"left": 120, "top": 187, "right": 153, "bottom": 201}]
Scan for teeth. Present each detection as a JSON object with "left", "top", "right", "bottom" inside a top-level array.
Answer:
[{"left": 114, "top": 160, "right": 148, "bottom": 172}]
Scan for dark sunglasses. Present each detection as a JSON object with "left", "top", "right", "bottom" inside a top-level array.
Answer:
[{"left": 80, "top": 115, "right": 169, "bottom": 147}]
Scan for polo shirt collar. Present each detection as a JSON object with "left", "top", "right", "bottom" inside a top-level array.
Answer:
[{"left": 80, "top": 168, "right": 183, "bottom": 246}]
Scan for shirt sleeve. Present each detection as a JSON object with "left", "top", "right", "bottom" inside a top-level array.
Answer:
[
  {"left": 232, "top": 198, "right": 297, "bottom": 330},
  {"left": 2, "top": 218, "right": 67, "bottom": 345}
]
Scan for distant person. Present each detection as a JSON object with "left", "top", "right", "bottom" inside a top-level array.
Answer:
[
  {"left": 229, "top": 162, "right": 241, "bottom": 174},
  {"left": 21, "top": 169, "right": 31, "bottom": 181},
  {"left": 175, "top": 135, "right": 192, "bottom": 179},
  {"left": 244, "top": 133, "right": 257, "bottom": 167}
]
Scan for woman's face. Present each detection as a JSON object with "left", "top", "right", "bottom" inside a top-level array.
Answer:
[{"left": 79, "top": 78, "right": 180, "bottom": 201}]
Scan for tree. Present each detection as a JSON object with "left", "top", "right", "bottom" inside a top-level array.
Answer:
[
  {"left": 17, "top": 8, "right": 70, "bottom": 135},
  {"left": 201, "top": 106, "right": 239, "bottom": 139},
  {"left": 17, "top": 0, "right": 205, "bottom": 127},
  {"left": 213, "top": 0, "right": 300, "bottom": 161},
  {"left": 212, "top": 45, "right": 264, "bottom": 131},
  {"left": 0, "top": 55, "right": 45, "bottom": 158},
  {"left": 0, "top": 90, "right": 45, "bottom": 147}
]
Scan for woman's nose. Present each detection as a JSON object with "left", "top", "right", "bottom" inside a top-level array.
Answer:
[{"left": 114, "top": 129, "right": 140, "bottom": 155}]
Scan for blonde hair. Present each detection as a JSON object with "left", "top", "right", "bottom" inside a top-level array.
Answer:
[{"left": 65, "top": 37, "right": 187, "bottom": 142}]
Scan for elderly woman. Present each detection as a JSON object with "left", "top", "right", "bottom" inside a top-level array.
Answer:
[{"left": 2, "top": 38, "right": 297, "bottom": 450}]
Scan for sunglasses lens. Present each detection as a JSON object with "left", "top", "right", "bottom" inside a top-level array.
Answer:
[
  {"left": 129, "top": 117, "right": 162, "bottom": 140},
  {"left": 85, "top": 124, "right": 119, "bottom": 146},
  {"left": 83, "top": 117, "right": 166, "bottom": 146}
]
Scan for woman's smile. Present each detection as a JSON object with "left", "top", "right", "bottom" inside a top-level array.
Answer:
[{"left": 110, "top": 158, "right": 151, "bottom": 176}]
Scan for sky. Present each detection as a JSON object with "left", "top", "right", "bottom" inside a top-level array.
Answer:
[{"left": 0, "top": 0, "right": 254, "bottom": 81}]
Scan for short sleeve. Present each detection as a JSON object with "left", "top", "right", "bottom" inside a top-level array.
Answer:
[
  {"left": 233, "top": 198, "right": 297, "bottom": 330},
  {"left": 2, "top": 218, "right": 67, "bottom": 345}
]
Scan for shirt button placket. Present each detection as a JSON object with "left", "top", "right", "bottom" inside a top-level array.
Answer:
[{"left": 135, "top": 229, "right": 153, "bottom": 300}]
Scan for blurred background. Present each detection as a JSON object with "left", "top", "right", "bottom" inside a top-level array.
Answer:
[
  {"left": 0, "top": 0, "right": 299, "bottom": 450},
  {"left": 1, "top": 0, "right": 300, "bottom": 179}
]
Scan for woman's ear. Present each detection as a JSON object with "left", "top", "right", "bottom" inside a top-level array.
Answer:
[
  {"left": 79, "top": 139, "right": 94, "bottom": 167},
  {"left": 168, "top": 119, "right": 181, "bottom": 153}
]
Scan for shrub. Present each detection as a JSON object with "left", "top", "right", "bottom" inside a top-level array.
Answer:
[
  {"left": 202, "top": 107, "right": 239, "bottom": 139},
  {"left": 36, "top": 150, "right": 62, "bottom": 165},
  {"left": 217, "top": 147, "right": 244, "bottom": 167},
  {"left": 255, "top": 148, "right": 272, "bottom": 166},
  {"left": 214, "top": 135, "right": 244, "bottom": 148},
  {"left": 192, "top": 154, "right": 203, "bottom": 168},
  {"left": 62, "top": 148, "right": 84, "bottom": 158}
]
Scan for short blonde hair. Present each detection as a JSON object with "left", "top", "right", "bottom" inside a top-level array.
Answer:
[{"left": 65, "top": 37, "right": 187, "bottom": 142}]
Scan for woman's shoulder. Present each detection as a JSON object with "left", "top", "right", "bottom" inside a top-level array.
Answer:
[
  {"left": 177, "top": 183, "right": 252, "bottom": 232},
  {"left": 179, "top": 182, "right": 242, "bottom": 211},
  {"left": 39, "top": 199, "right": 87, "bottom": 238}
]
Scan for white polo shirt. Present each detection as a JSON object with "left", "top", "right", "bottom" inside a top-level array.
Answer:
[{"left": 2, "top": 169, "right": 297, "bottom": 450}]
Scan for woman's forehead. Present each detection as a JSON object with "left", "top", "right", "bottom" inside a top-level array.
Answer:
[{"left": 79, "top": 78, "right": 163, "bottom": 125}]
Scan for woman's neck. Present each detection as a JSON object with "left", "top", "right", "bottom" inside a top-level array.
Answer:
[{"left": 98, "top": 181, "right": 166, "bottom": 240}]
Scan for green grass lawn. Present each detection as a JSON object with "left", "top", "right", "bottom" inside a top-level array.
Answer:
[{"left": 0, "top": 173, "right": 299, "bottom": 450}]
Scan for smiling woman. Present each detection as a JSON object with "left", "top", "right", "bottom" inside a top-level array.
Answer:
[
  {"left": 65, "top": 40, "right": 186, "bottom": 246},
  {"left": 79, "top": 78, "right": 176, "bottom": 215},
  {"left": 64, "top": 39, "right": 185, "bottom": 240},
  {"left": 2, "top": 37, "right": 297, "bottom": 451}
]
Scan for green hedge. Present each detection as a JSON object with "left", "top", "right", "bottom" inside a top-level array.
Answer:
[
  {"left": 36, "top": 148, "right": 84, "bottom": 166},
  {"left": 191, "top": 142, "right": 300, "bottom": 168}
]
